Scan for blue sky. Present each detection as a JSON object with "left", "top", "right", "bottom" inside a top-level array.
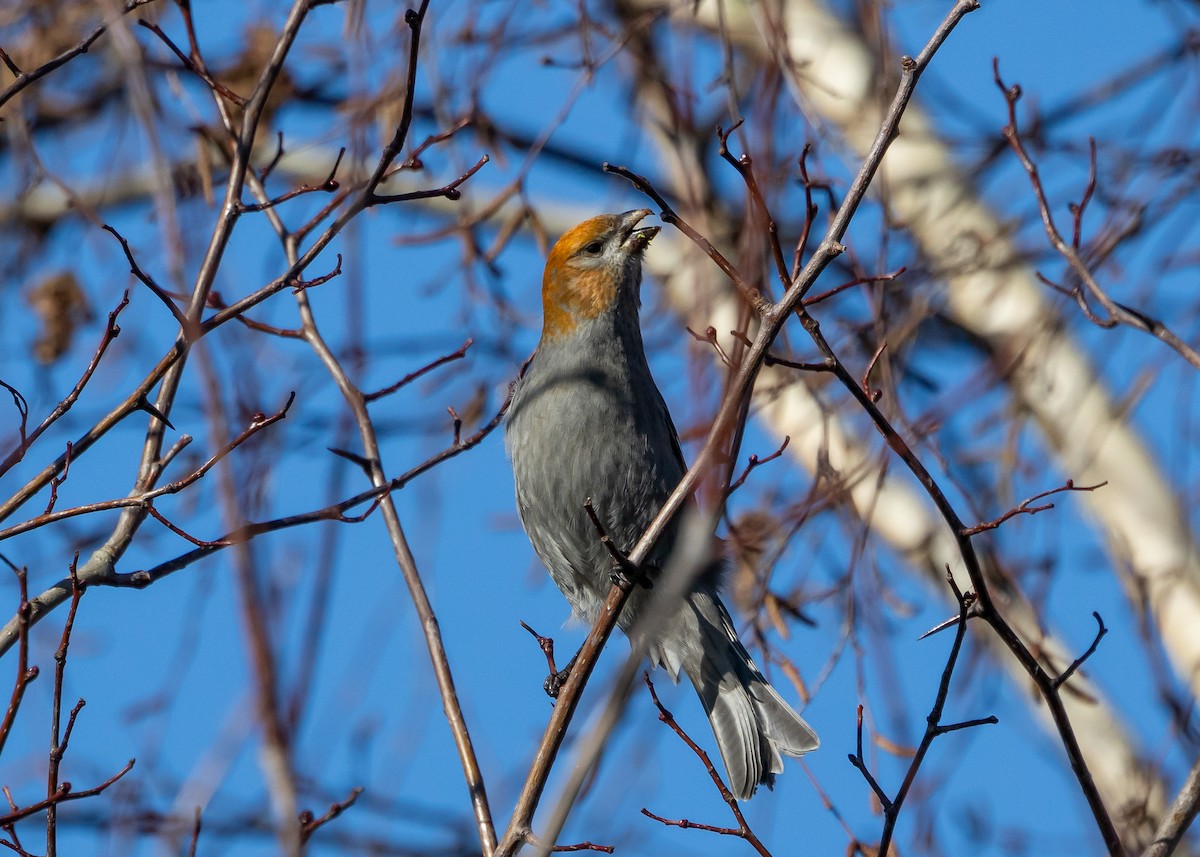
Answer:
[{"left": 1, "top": 0, "right": 1198, "bottom": 855}]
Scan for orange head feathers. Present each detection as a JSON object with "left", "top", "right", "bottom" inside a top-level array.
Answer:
[{"left": 540, "top": 209, "right": 660, "bottom": 340}]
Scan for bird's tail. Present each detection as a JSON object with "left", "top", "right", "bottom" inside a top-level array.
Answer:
[{"left": 677, "top": 590, "right": 819, "bottom": 801}]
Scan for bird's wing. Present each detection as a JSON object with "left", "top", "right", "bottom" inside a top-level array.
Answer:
[{"left": 651, "top": 383, "right": 689, "bottom": 478}]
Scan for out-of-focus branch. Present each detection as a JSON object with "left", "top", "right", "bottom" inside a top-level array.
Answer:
[
  {"left": 203, "top": 346, "right": 305, "bottom": 855},
  {"left": 1143, "top": 758, "right": 1200, "bottom": 857},
  {"left": 0, "top": 0, "right": 160, "bottom": 111}
]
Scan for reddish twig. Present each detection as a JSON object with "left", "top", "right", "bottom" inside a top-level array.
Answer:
[
  {"left": 641, "top": 675, "right": 772, "bottom": 857},
  {"left": 727, "top": 436, "right": 791, "bottom": 495},
  {"left": 960, "top": 480, "right": 1107, "bottom": 537},
  {"left": 365, "top": 339, "right": 474, "bottom": 402},
  {"left": 46, "top": 560, "right": 85, "bottom": 857},
  {"left": 137, "top": 19, "right": 247, "bottom": 106},
  {"left": 861, "top": 340, "right": 888, "bottom": 403},
  {"left": 791, "top": 143, "right": 822, "bottom": 280},
  {"left": 204, "top": 290, "right": 303, "bottom": 339},
  {"left": 686, "top": 326, "right": 732, "bottom": 367},
  {"left": 603, "top": 163, "right": 768, "bottom": 314},
  {"left": 802, "top": 267, "right": 906, "bottom": 308},
  {"left": 520, "top": 621, "right": 561, "bottom": 678},
  {"left": 0, "top": 760, "right": 135, "bottom": 826},
  {"left": 144, "top": 505, "right": 231, "bottom": 548},
  {"left": 289, "top": 254, "right": 344, "bottom": 294},
  {"left": 0, "top": 564, "right": 37, "bottom": 758},
  {"left": 994, "top": 60, "right": 1200, "bottom": 371},
  {"left": 371, "top": 154, "right": 491, "bottom": 204},
  {"left": 717, "top": 120, "right": 790, "bottom": 290},
  {"left": 237, "top": 148, "right": 345, "bottom": 214},
  {"left": 0, "top": 292, "right": 130, "bottom": 478},
  {"left": 41, "top": 442, "right": 73, "bottom": 516},
  {"left": 399, "top": 116, "right": 473, "bottom": 170},
  {"left": 299, "top": 786, "right": 364, "bottom": 843}
]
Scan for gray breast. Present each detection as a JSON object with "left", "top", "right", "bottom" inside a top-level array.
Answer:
[{"left": 506, "top": 322, "right": 684, "bottom": 621}]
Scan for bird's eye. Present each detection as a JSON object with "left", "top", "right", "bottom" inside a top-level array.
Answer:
[{"left": 583, "top": 240, "right": 604, "bottom": 255}]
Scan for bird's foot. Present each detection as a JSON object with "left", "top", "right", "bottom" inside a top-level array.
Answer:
[
  {"left": 543, "top": 653, "right": 579, "bottom": 700},
  {"left": 609, "top": 560, "right": 653, "bottom": 590}
]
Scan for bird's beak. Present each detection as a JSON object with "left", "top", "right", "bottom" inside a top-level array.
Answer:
[{"left": 619, "top": 208, "right": 660, "bottom": 252}]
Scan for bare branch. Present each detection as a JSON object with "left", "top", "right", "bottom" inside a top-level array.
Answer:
[
  {"left": 0, "top": 0, "right": 160, "bottom": 110},
  {"left": 641, "top": 674, "right": 773, "bottom": 857},
  {"left": 995, "top": 60, "right": 1200, "bottom": 370}
]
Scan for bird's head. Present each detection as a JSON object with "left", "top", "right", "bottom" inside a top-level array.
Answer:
[{"left": 540, "top": 209, "right": 660, "bottom": 340}]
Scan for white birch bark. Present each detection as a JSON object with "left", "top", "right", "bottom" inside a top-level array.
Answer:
[
  {"left": 611, "top": 0, "right": 1173, "bottom": 847},
  {"left": 723, "top": 0, "right": 1200, "bottom": 702}
]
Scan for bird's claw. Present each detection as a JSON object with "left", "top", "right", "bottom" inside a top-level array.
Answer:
[
  {"left": 543, "top": 666, "right": 571, "bottom": 699},
  {"left": 609, "top": 561, "right": 653, "bottom": 590},
  {"left": 543, "top": 653, "right": 579, "bottom": 700}
]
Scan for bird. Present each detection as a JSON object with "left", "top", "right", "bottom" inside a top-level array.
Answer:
[{"left": 505, "top": 208, "right": 819, "bottom": 800}]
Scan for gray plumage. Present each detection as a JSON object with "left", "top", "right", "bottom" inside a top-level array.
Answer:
[{"left": 505, "top": 210, "right": 818, "bottom": 799}]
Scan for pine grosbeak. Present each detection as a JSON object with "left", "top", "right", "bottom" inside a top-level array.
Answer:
[{"left": 505, "top": 209, "right": 818, "bottom": 800}]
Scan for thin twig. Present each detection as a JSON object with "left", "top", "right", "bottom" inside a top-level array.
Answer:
[
  {"left": 0, "top": 566, "right": 37, "bottom": 758},
  {"left": 299, "top": 787, "right": 364, "bottom": 843},
  {"left": 726, "top": 436, "right": 791, "bottom": 495},
  {"left": 0, "top": 0, "right": 159, "bottom": 110},
  {"left": 995, "top": 60, "right": 1200, "bottom": 370},
  {"left": 365, "top": 339, "right": 474, "bottom": 403},
  {"left": 102, "top": 225, "right": 193, "bottom": 334},
  {"left": 46, "top": 560, "right": 85, "bottom": 857},
  {"left": 0, "top": 760, "right": 135, "bottom": 826},
  {"left": 641, "top": 675, "right": 773, "bottom": 857},
  {"left": 237, "top": 149, "right": 345, "bottom": 214},
  {"left": 603, "top": 163, "right": 768, "bottom": 314},
  {"left": 0, "top": 293, "right": 130, "bottom": 478},
  {"left": 960, "top": 480, "right": 1107, "bottom": 537},
  {"left": 1052, "top": 612, "right": 1107, "bottom": 692}
]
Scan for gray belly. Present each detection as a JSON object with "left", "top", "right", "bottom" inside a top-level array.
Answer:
[{"left": 506, "top": 360, "right": 682, "bottom": 623}]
